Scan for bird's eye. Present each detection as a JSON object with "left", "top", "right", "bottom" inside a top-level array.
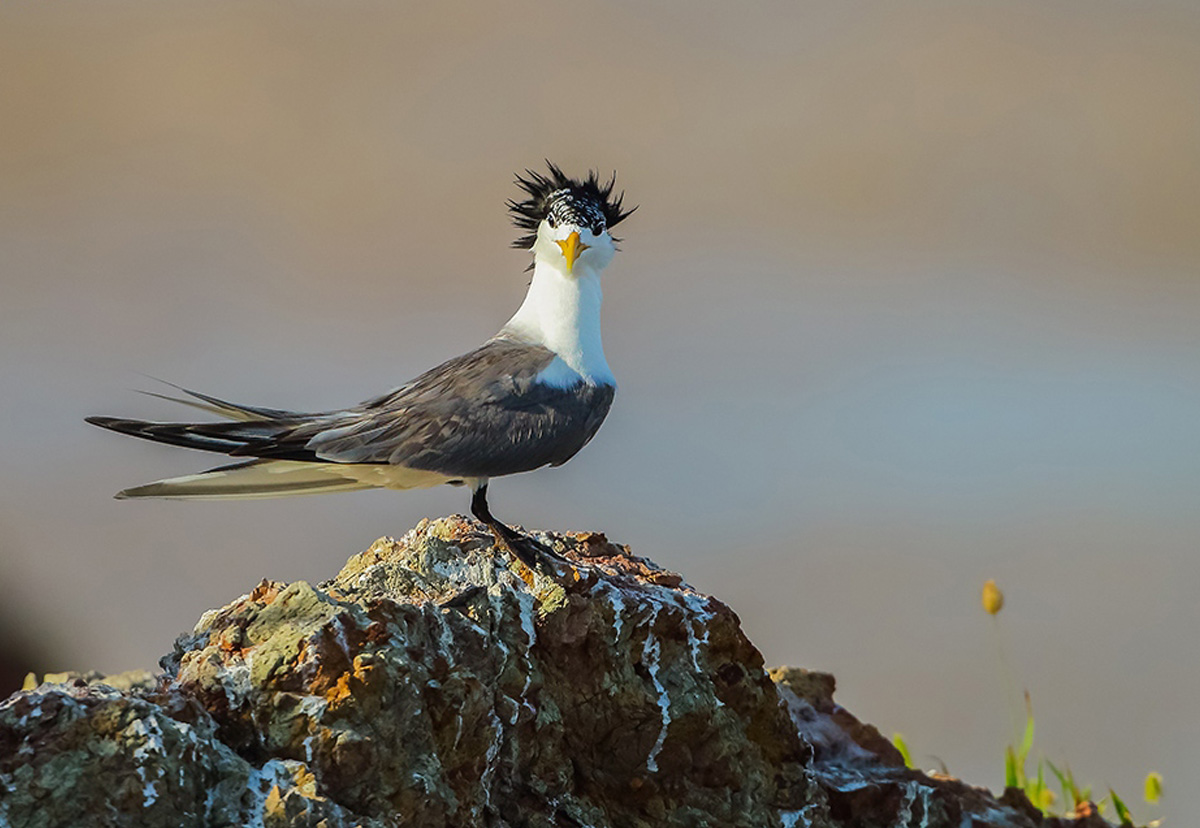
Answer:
[
  {"left": 546, "top": 215, "right": 558, "bottom": 229},
  {"left": 593, "top": 225, "right": 605, "bottom": 236}
]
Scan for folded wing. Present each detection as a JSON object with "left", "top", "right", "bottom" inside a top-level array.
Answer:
[{"left": 87, "top": 336, "right": 615, "bottom": 499}]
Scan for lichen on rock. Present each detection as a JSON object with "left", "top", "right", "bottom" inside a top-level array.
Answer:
[{"left": 0, "top": 516, "right": 1133, "bottom": 828}]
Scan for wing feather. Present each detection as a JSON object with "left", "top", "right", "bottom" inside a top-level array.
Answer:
[
  {"left": 114, "top": 460, "right": 376, "bottom": 500},
  {"left": 88, "top": 335, "right": 615, "bottom": 482},
  {"left": 301, "top": 337, "right": 615, "bottom": 477}
]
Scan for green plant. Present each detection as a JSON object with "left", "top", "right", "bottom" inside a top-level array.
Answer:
[
  {"left": 1003, "top": 693, "right": 1055, "bottom": 812},
  {"left": 891, "top": 733, "right": 914, "bottom": 769},
  {"left": 983, "top": 579, "right": 1162, "bottom": 825},
  {"left": 1110, "top": 787, "right": 1133, "bottom": 826},
  {"left": 887, "top": 580, "right": 1164, "bottom": 825}
]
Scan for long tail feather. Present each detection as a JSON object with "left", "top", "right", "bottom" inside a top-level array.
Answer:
[
  {"left": 114, "top": 460, "right": 375, "bottom": 501},
  {"left": 134, "top": 378, "right": 300, "bottom": 422},
  {"left": 86, "top": 415, "right": 289, "bottom": 453}
]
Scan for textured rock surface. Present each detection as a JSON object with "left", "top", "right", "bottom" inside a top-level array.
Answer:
[{"left": 0, "top": 516, "right": 1131, "bottom": 828}]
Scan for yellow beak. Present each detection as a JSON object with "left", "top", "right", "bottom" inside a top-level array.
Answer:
[{"left": 555, "top": 231, "right": 590, "bottom": 273}]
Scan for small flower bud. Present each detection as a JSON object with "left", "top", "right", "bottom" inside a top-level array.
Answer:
[
  {"left": 982, "top": 579, "right": 1004, "bottom": 615},
  {"left": 1145, "top": 771, "right": 1163, "bottom": 804}
]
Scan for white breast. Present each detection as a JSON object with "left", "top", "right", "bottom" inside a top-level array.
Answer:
[{"left": 502, "top": 257, "right": 615, "bottom": 386}]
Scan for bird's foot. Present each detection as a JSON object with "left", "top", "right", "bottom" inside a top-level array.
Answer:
[{"left": 487, "top": 524, "right": 575, "bottom": 579}]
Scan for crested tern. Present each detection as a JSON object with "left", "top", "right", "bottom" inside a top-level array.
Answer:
[{"left": 87, "top": 162, "right": 635, "bottom": 569}]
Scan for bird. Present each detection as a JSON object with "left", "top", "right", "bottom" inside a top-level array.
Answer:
[{"left": 87, "top": 162, "right": 635, "bottom": 570}]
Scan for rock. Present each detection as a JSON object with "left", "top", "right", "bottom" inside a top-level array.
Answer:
[
  {"left": 770, "top": 666, "right": 906, "bottom": 768},
  {"left": 0, "top": 516, "right": 1137, "bottom": 827},
  {"left": 20, "top": 669, "right": 159, "bottom": 694}
]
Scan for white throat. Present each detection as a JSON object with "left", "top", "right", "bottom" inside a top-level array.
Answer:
[{"left": 502, "top": 257, "right": 614, "bottom": 386}]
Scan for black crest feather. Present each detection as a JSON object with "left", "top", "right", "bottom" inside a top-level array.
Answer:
[{"left": 507, "top": 160, "right": 636, "bottom": 250}]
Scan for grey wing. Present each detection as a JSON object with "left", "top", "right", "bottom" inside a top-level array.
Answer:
[{"left": 294, "top": 337, "right": 616, "bottom": 478}]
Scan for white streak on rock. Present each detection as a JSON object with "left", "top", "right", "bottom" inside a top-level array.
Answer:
[
  {"left": 478, "top": 589, "right": 511, "bottom": 810},
  {"left": 895, "top": 779, "right": 916, "bottom": 827},
  {"left": 436, "top": 611, "right": 456, "bottom": 656},
  {"left": 916, "top": 783, "right": 933, "bottom": 828},
  {"left": 515, "top": 589, "right": 539, "bottom": 720},
  {"left": 608, "top": 587, "right": 626, "bottom": 644},
  {"left": 202, "top": 786, "right": 218, "bottom": 822},
  {"left": 427, "top": 545, "right": 465, "bottom": 580},
  {"left": 244, "top": 759, "right": 292, "bottom": 828},
  {"left": 894, "top": 780, "right": 933, "bottom": 828},
  {"left": 296, "top": 695, "right": 327, "bottom": 763},
  {"left": 479, "top": 708, "right": 503, "bottom": 810},
  {"left": 128, "top": 716, "right": 167, "bottom": 806},
  {"left": 778, "top": 809, "right": 811, "bottom": 828},
  {"left": 640, "top": 606, "right": 671, "bottom": 773},
  {"left": 681, "top": 607, "right": 703, "bottom": 673},
  {"left": 329, "top": 615, "right": 356, "bottom": 664},
  {"left": 517, "top": 592, "right": 537, "bottom": 651}
]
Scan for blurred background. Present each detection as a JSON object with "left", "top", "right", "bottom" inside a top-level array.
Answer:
[{"left": 2, "top": 0, "right": 1196, "bottom": 821}]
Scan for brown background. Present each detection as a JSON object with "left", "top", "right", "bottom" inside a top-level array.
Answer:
[{"left": 2, "top": 2, "right": 1196, "bottom": 822}]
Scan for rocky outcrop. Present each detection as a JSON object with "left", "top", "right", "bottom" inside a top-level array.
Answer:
[{"left": 0, "top": 516, "right": 1126, "bottom": 827}]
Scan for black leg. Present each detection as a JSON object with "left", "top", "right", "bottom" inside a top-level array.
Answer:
[{"left": 470, "top": 483, "right": 564, "bottom": 572}]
